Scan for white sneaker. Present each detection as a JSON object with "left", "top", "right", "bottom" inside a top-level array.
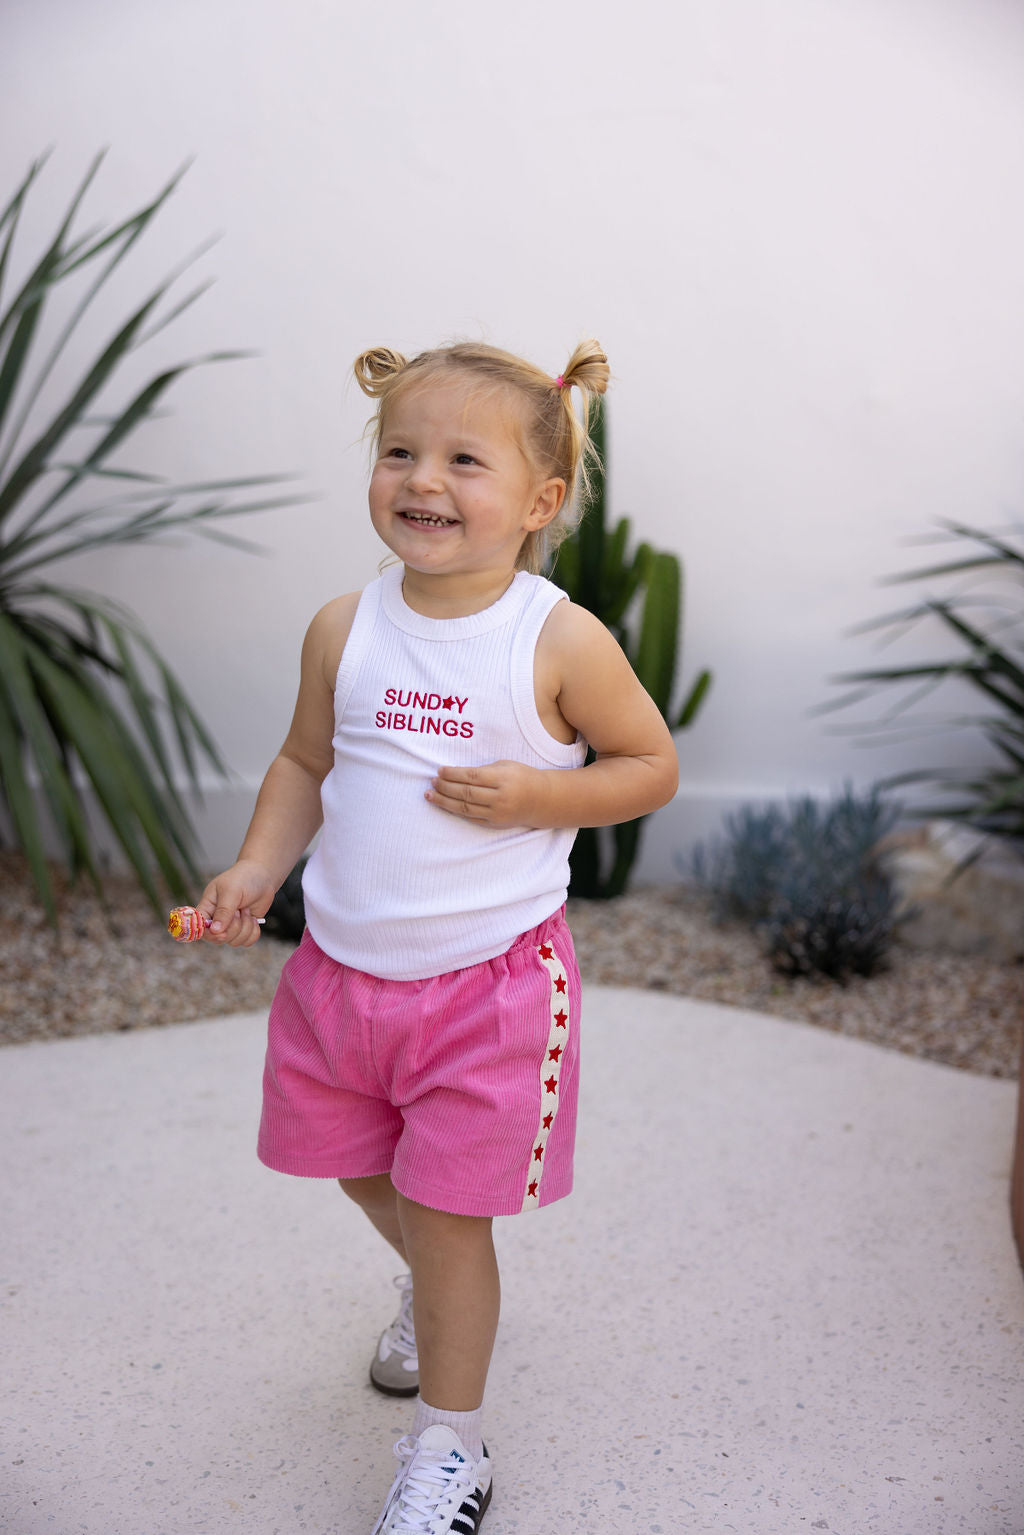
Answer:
[
  {"left": 370, "top": 1273, "right": 419, "bottom": 1397},
  {"left": 370, "top": 1425, "right": 492, "bottom": 1535}
]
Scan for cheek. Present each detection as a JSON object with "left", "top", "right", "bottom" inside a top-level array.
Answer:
[{"left": 367, "top": 468, "right": 391, "bottom": 514}]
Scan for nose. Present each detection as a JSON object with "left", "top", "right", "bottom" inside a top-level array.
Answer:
[{"left": 404, "top": 455, "right": 444, "bottom": 494}]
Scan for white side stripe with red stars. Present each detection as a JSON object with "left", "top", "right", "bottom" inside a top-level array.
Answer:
[{"left": 521, "top": 940, "right": 571, "bottom": 1212}]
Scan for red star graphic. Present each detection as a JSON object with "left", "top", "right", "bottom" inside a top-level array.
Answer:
[
  {"left": 533, "top": 1144, "right": 544, "bottom": 1162},
  {"left": 527, "top": 1180, "right": 538, "bottom": 1198},
  {"left": 538, "top": 943, "right": 554, "bottom": 960},
  {"left": 542, "top": 1112, "right": 554, "bottom": 1129},
  {"left": 553, "top": 1010, "right": 567, "bottom": 1029},
  {"left": 544, "top": 1074, "right": 558, "bottom": 1095},
  {"left": 442, "top": 696, "right": 454, "bottom": 710},
  {"left": 548, "top": 1044, "right": 563, "bottom": 1062},
  {"left": 554, "top": 975, "right": 567, "bottom": 994}
]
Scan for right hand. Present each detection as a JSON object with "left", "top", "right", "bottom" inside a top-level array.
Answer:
[{"left": 197, "top": 860, "right": 278, "bottom": 947}]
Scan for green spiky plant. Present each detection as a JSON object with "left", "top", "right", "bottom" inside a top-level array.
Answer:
[
  {"left": 548, "top": 400, "right": 711, "bottom": 898},
  {"left": 823, "top": 520, "right": 1024, "bottom": 848},
  {"left": 0, "top": 153, "right": 306, "bottom": 923}
]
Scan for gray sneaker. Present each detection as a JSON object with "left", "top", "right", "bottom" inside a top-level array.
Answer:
[{"left": 369, "top": 1273, "right": 419, "bottom": 1397}]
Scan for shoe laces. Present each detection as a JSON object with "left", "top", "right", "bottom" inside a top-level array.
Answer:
[
  {"left": 383, "top": 1273, "right": 416, "bottom": 1360},
  {"left": 382, "top": 1434, "right": 475, "bottom": 1534}
]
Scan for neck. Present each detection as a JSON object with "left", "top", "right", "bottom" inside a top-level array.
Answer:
[{"left": 399, "top": 566, "right": 518, "bottom": 618}]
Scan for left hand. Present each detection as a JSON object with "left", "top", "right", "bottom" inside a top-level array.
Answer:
[{"left": 427, "top": 760, "right": 549, "bottom": 828}]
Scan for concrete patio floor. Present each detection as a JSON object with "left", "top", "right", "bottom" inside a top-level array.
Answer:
[{"left": 2, "top": 985, "right": 1022, "bottom": 1535}]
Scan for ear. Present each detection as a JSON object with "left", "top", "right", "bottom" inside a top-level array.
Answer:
[{"left": 525, "top": 477, "right": 566, "bottom": 531}]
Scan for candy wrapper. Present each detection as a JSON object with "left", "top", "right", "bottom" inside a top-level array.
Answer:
[
  {"left": 167, "top": 905, "right": 209, "bottom": 942},
  {"left": 167, "top": 905, "right": 266, "bottom": 942}
]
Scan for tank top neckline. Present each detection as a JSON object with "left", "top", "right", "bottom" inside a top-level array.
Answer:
[{"left": 380, "top": 562, "right": 534, "bottom": 639}]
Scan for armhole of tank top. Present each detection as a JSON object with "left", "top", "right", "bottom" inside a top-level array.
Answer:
[
  {"left": 332, "top": 579, "right": 380, "bottom": 725},
  {"left": 509, "top": 579, "right": 588, "bottom": 767}
]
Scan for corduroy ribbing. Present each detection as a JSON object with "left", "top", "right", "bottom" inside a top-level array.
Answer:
[{"left": 257, "top": 912, "right": 582, "bottom": 1216}]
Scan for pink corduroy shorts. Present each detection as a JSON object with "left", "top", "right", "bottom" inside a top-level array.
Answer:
[{"left": 256, "top": 909, "right": 581, "bottom": 1217}]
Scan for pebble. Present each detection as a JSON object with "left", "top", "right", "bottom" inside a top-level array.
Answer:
[{"left": 1, "top": 857, "right": 1020, "bottom": 1079}]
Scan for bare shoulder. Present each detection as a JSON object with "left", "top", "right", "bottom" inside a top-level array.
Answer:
[
  {"left": 533, "top": 597, "right": 643, "bottom": 744},
  {"left": 536, "top": 597, "right": 628, "bottom": 675},
  {"left": 305, "top": 590, "right": 363, "bottom": 689}
]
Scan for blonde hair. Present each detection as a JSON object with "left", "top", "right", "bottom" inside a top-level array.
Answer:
[{"left": 353, "top": 340, "right": 610, "bottom": 573}]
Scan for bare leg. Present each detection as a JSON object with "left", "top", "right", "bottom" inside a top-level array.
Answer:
[
  {"left": 338, "top": 1173, "right": 407, "bottom": 1262},
  {"left": 396, "top": 1192, "right": 500, "bottom": 1411}
]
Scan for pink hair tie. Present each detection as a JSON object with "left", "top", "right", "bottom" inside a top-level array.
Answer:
[{"left": 554, "top": 374, "right": 566, "bottom": 390}]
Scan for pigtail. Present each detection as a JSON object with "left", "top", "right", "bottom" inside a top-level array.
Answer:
[
  {"left": 354, "top": 346, "right": 408, "bottom": 397},
  {"left": 557, "top": 339, "right": 610, "bottom": 404},
  {"left": 551, "top": 339, "right": 610, "bottom": 529},
  {"left": 350, "top": 336, "right": 612, "bottom": 575}
]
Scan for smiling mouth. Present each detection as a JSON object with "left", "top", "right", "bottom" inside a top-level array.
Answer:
[{"left": 399, "top": 511, "right": 459, "bottom": 528}]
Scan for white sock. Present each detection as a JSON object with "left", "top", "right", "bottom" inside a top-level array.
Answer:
[{"left": 412, "top": 1398, "right": 484, "bottom": 1462}]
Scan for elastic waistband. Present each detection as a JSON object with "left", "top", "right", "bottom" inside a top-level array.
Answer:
[{"left": 505, "top": 904, "right": 568, "bottom": 956}]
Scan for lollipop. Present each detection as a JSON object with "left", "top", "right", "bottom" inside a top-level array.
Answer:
[
  {"left": 167, "top": 905, "right": 210, "bottom": 942},
  {"left": 167, "top": 905, "right": 265, "bottom": 942}
]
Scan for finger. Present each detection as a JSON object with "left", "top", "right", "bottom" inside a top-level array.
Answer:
[
  {"left": 210, "top": 899, "right": 243, "bottom": 937},
  {"left": 232, "top": 912, "right": 264, "bottom": 948},
  {"left": 432, "top": 768, "right": 501, "bottom": 802},
  {"left": 211, "top": 911, "right": 262, "bottom": 946},
  {"left": 427, "top": 784, "right": 493, "bottom": 820},
  {"left": 429, "top": 775, "right": 494, "bottom": 807},
  {"left": 434, "top": 764, "right": 498, "bottom": 789},
  {"left": 206, "top": 897, "right": 257, "bottom": 941}
]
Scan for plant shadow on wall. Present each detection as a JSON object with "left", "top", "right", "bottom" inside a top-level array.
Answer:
[
  {"left": 0, "top": 153, "right": 308, "bottom": 924},
  {"left": 546, "top": 399, "right": 712, "bottom": 899},
  {"left": 820, "top": 520, "right": 1024, "bottom": 851}
]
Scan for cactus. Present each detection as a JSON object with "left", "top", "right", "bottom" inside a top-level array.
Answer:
[{"left": 549, "top": 400, "right": 711, "bottom": 899}]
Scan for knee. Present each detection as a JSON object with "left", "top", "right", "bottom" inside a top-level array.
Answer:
[
  {"left": 338, "top": 1172, "right": 396, "bottom": 1214},
  {"left": 396, "top": 1193, "right": 493, "bottom": 1249}
]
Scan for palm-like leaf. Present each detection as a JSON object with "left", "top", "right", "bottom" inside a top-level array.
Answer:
[
  {"left": 0, "top": 155, "right": 308, "bottom": 921},
  {"left": 825, "top": 520, "right": 1024, "bottom": 846}
]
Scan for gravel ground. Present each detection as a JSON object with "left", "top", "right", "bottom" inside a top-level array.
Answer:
[{"left": 1, "top": 854, "right": 1021, "bottom": 1080}]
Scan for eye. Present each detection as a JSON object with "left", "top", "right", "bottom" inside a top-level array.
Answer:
[
  {"left": 382, "top": 446, "right": 411, "bottom": 460},
  {"left": 453, "top": 452, "right": 479, "bottom": 466}
]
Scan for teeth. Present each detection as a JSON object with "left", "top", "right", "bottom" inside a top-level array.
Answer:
[{"left": 405, "top": 513, "right": 454, "bottom": 526}]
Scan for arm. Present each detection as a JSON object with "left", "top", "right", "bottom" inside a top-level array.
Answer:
[
  {"left": 427, "top": 601, "right": 679, "bottom": 830},
  {"left": 198, "top": 592, "right": 358, "bottom": 945}
]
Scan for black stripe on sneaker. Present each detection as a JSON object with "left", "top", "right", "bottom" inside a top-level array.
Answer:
[{"left": 452, "top": 1477, "right": 492, "bottom": 1532}]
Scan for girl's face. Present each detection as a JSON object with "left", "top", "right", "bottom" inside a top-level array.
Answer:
[{"left": 368, "top": 376, "right": 564, "bottom": 588}]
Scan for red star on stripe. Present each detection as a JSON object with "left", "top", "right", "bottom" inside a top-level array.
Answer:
[
  {"left": 554, "top": 975, "right": 567, "bottom": 994},
  {"left": 553, "top": 1010, "right": 567, "bottom": 1029},
  {"left": 548, "top": 1044, "right": 563, "bottom": 1062},
  {"left": 544, "top": 1074, "right": 558, "bottom": 1095},
  {"left": 533, "top": 1144, "right": 544, "bottom": 1162},
  {"left": 442, "top": 696, "right": 454, "bottom": 709},
  {"left": 527, "top": 1180, "right": 538, "bottom": 1198},
  {"left": 542, "top": 1112, "right": 553, "bottom": 1129},
  {"left": 539, "top": 943, "right": 554, "bottom": 960}
]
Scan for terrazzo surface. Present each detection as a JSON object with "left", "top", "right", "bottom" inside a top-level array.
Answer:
[{"left": 3, "top": 988, "right": 1023, "bottom": 1534}]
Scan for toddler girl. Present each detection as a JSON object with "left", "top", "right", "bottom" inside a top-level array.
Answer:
[{"left": 198, "top": 339, "right": 678, "bottom": 1532}]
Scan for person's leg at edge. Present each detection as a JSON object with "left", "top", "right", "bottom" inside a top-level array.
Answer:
[
  {"left": 397, "top": 1191, "right": 499, "bottom": 1462},
  {"left": 338, "top": 1173, "right": 408, "bottom": 1260}
]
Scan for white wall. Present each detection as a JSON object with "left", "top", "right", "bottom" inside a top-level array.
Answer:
[{"left": 4, "top": 0, "right": 1024, "bottom": 878}]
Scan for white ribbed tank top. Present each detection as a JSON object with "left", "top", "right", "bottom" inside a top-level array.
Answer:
[{"left": 301, "top": 564, "right": 587, "bottom": 979}]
